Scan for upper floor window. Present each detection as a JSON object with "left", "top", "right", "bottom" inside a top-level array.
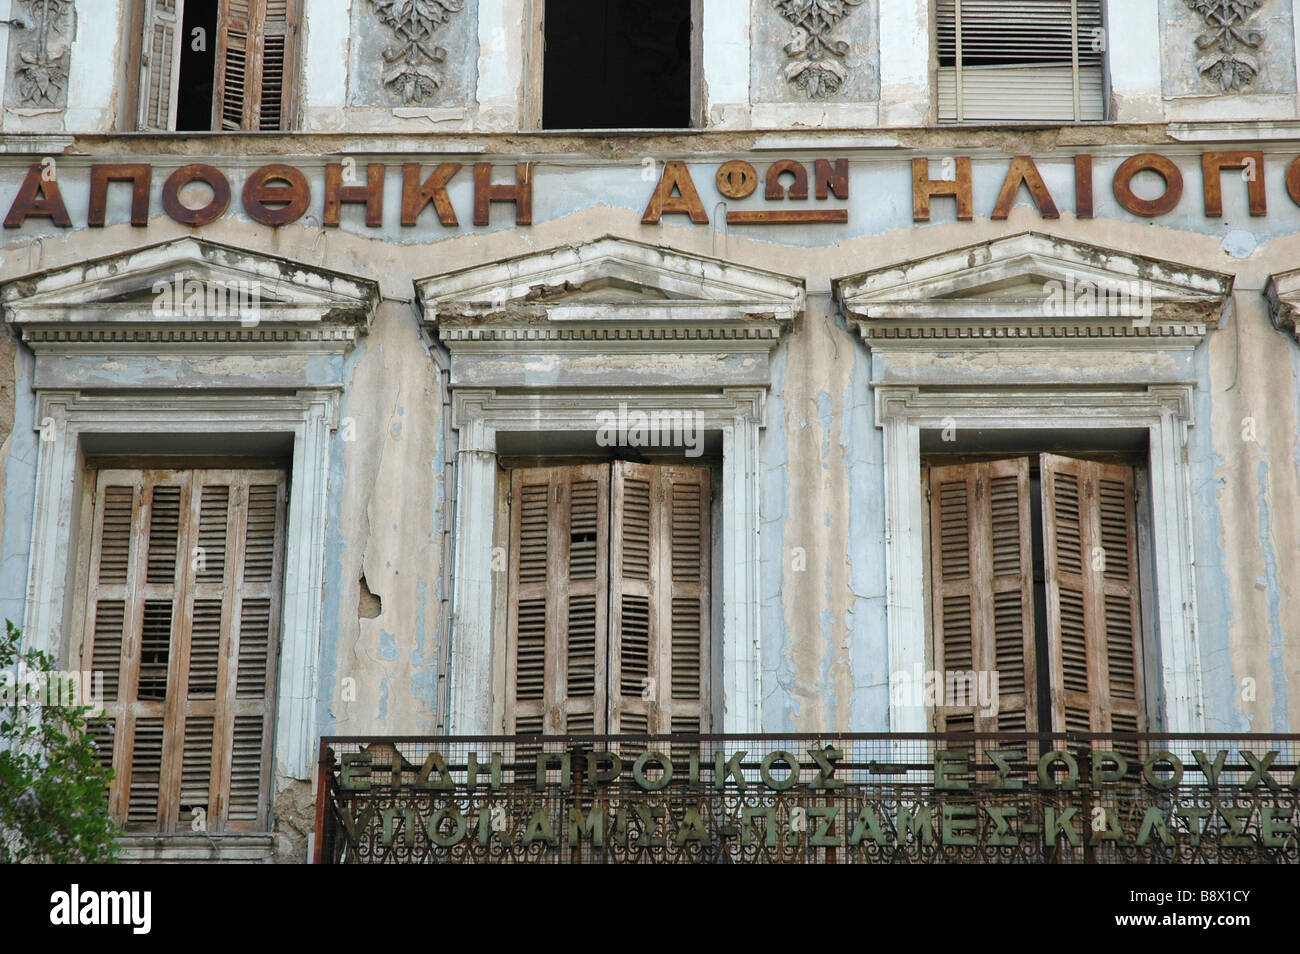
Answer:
[
  {"left": 540, "top": 0, "right": 693, "bottom": 129},
  {"left": 137, "top": 0, "right": 299, "bottom": 131},
  {"left": 936, "top": 0, "right": 1106, "bottom": 123}
]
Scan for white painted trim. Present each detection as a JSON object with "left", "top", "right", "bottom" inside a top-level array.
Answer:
[
  {"left": 23, "top": 389, "right": 339, "bottom": 781},
  {"left": 447, "top": 388, "right": 766, "bottom": 735},
  {"left": 874, "top": 386, "right": 1204, "bottom": 734}
]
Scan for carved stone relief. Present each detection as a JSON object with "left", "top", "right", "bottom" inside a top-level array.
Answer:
[
  {"left": 1183, "top": 0, "right": 1267, "bottom": 90},
  {"left": 7, "top": 0, "right": 73, "bottom": 108},
  {"left": 367, "top": 0, "right": 467, "bottom": 105},
  {"left": 772, "top": 0, "right": 866, "bottom": 98}
]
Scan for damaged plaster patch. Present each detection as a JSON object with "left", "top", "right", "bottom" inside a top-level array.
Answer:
[{"left": 359, "top": 574, "right": 382, "bottom": 618}]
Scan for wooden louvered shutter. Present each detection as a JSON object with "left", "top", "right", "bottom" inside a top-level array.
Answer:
[
  {"left": 257, "top": 0, "right": 298, "bottom": 130},
  {"left": 506, "top": 466, "right": 610, "bottom": 736},
  {"left": 138, "top": 0, "right": 185, "bottom": 130},
  {"left": 608, "top": 462, "right": 711, "bottom": 737},
  {"left": 928, "top": 459, "right": 1037, "bottom": 734},
  {"left": 214, "top": 0, "right": 299, "bottom": 131},
  {"left": 215, "top": 0, "right": 256, "bottom": 130},
  {"left": 82, "top": 469, "right": 285, "bottom": 834},
  {"left": 936, "top": 0, "right": 1105, "bottom": 122},
  {"left": 1041, "top": 455, "right": 1145, "bottom": 751}
]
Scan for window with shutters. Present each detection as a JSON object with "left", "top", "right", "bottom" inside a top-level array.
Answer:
[
  {"left": 136, "top": 0, "right": 300, "bottom": 131},
  {"left": 927, "top": 453, "right": 1145, "bottom": 755},
  {"left": 505, "top": 461, "right": 712, "bottom": 737},
  {"left": 81, "top": 467, "right": 286, "bottom": 834},
  {"left": 936, "top": 0, "right": 1107, "bottom": 122}
]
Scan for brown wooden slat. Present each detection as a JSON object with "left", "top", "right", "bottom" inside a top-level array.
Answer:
[
  {"left": 1042, "top": 454, "right": 1145, "bottom": 735},
  {"left": 928, "top": 459, "right": 1036, "bottom": 736}
]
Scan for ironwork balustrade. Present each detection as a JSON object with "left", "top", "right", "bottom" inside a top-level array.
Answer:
[{"left": 314, "top": 733, "right": 1300, "bottom": 864}]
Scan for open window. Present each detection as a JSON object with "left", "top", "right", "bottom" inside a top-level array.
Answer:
[
  {"left": 82, "top": 467, "right": 286, "bottom": 833},
  {"left": 539, "top": 0, "right": 694, "bottom": 129},
  {"left": 926, "top": 453, "right": 1146, "bottom": 756},
  {"left": 936, "top": 0, "right": 1106, "bottom": 122},
  {"left": 137, "top": 0, "right": 299, "bottom": 131},
  {"left": 505, "top": 461, "right": 712, "bottom": 736}
]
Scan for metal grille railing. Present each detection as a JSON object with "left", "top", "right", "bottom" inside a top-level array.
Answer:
[{"left": 314, "top": 734, "right": 1300, "bottom": 864}]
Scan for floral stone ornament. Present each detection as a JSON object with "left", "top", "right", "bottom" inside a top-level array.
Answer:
[
  {"left": 369, "top": 0, "right": 465, "bottom": 105},
  {"left": 774, "top": 0, "right": 865, "bottom": 98},
  {"left": 1183, "top": 0, "right": 1267, "bottom": 91},
  {"left": 11, "top": 0, "right": 73, "bottom": 107}
]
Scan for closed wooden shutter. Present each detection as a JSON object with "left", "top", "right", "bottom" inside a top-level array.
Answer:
[
  {"left": 139, "top": 0, "right": 185, "bottom": 130},
  {"left": 1041, "top": 455, "right": 1145, "bottom": 753},
  {"left": 83, "top": 468, "right": 286, "bottom": 834},
  {"left": 506, "top": 465, "right": 611, "bottom": 736},
  {"left": 214, "top": 0, "right": 299, "bottom": 131},
  {"left": 928, "top": 459, "right": 1037, "bottom": 734},
  {"left": 936, "top": 0, "right": 1105, "bottom": 122},
  {"left": 506, "top": 462, "right": 712, "bottom": 740},
  {"left": 608, "top": 462, "right": 711, "bottom": 738}
]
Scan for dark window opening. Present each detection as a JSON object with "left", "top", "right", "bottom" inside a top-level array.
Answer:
[
  {"left": 542, "top": 0, "right": 691, "bottom": 129},
  {"left": 176, "top": 0, "right": 219, "bottom": 131}
]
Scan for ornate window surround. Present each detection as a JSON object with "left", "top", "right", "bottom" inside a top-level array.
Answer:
[
  {"left": 3, "top": 236, "right": 377, "bottom": 782},
  {"left": 836, "top": 232, "right": 1235, "bottom": 735},
  {"left": 416, "top": 235, "right": 806, "bottom": 735}
]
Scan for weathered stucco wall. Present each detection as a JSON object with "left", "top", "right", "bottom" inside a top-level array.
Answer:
[
  {"left": 0, "top": 144, "right": 1296, "bottom": 739},
  {"left": 0, "top": 137, "right": 1297, "bottom": 864}
]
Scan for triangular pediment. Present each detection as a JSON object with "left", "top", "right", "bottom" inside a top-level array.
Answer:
[
  {"left": 835, "top": 232, "right": 1233, "bottom": 341},
  {"left": 1, "top": 236, "right": 379, "bottom": 328},
  {"left": 415, "top": 236, "right": 805, "bottom": 328}
]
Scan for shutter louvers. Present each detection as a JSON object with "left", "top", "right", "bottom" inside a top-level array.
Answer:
[
  {"left": 220, "top": 476, "right": 286, "bottom": 831},
  {"left": 215, "top": 0, "right": 299, "bottom": 131},
  {"left": 216, "top": 0, "right": 256, "bottom": 130},
  {"left": 179, "top": 715, "right": 215, "bottom": 822},
  {"left": 609, "top": 463, "right": 710, "bottom": 737},
  {"left": 929, "top": 460, "right": 1036, "bottom": 735},
  {"left": 82, "top": 468, "right": 285, "bottom": 834},
  {"left": 1042, "top": 455, "right": 1145, "bottom": 748},
  {"left": 258, "top": 0, "right": 298, "bottom": 130},
  {"left": 139, "top": 0, "right": 184, "bottom": 130},
  {"left": 506, "top": 466, "right": 610, "bottom": 735},
  {"left": 937, "top": 0, "right": 1105, "bottom": 122},
  {"left": 126, "top": 717, "right": 165, "bottom": 828},
  {"left": 91, "top": 600, "right": 126, "bottom": 702}
]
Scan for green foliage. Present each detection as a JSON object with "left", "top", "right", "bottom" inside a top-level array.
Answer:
[{"left": 0, "top": 620, "right": 119, "bottom": 863}]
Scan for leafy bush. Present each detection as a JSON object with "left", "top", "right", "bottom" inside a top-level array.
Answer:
[{"left": 0, "top": 620, "right": 118, "bottom": 863}]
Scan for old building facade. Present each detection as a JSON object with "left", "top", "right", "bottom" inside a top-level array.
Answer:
[{"left": 0, "top": 0, "right": 1297, "bottom": 862}]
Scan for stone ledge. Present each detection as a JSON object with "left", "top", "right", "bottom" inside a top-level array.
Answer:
[{"left": 117, "top": 834, "right": 275, "bottom": 864}]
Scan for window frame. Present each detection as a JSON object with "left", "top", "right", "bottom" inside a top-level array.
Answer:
[
  {"left": 448, "top": 388, "right": 763, "bottom": 736},
  {"left": 496, "top": 456, "right": 720, "bottom": 736},
  {"left": 918, "top": 450, "right": 1155, "bottom": 736},
  {"left": 24, "top": 389, "right": 339, "bottom": 786},
  {"left": 130, "top": 0, "right": 302, "bottom": 132},
  {"left": 934, "top": 0, "right": 1110, "bottom": 125},
  {"left": 523, "top": 0, "right": 705, "bottom": 131},
  {"left": 876, "top": 386, "right": 1201, "bottom": 734},
  {"left": 76, "top": 464, "right": 288, "bottom": 835}
]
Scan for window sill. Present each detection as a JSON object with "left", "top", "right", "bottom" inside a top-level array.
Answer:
[{"left": 117, "top": 833, "right": 275, "bottom": 864}]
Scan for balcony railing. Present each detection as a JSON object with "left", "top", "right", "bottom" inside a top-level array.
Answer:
[{"left": 314, "top": 733, "right": 1300, "bottom": 864}]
